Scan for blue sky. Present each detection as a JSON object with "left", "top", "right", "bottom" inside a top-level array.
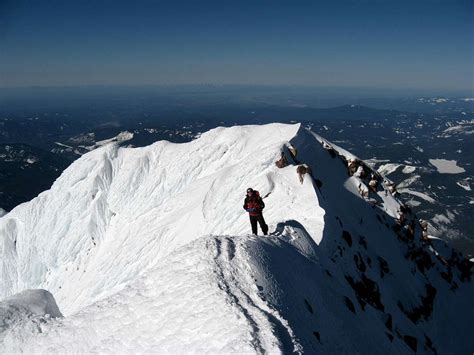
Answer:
[{"left": 0, "top": 0, "right": 472, "bottom": 91}]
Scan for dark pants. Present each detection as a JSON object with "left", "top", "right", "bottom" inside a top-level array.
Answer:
[{"left": 250, "top": 214, "right": 268, "bottom": 235}]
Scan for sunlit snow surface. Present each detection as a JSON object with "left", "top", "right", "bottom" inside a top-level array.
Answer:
[
  {"left": 429, "top": 159, "right": 466, "bottom": 174},
  {"left": 1, "top": 124, "right": 472, "bottom": 353}
]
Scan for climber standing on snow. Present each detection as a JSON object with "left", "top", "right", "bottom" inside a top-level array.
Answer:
[{"left": 243, "top": 188, "right": 268, "bottom": 235}]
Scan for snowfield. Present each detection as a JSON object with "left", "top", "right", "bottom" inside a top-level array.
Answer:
[
  {"left": 0, "top": 123, "right": 472, "bottom": 354},
  {"left": 429, "top": 159, "right": 466, "bottom": 174}
]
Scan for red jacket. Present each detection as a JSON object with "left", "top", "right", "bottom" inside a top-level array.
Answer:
[{"left": 243, "top": 191, "right": 265, "bottom": 216}]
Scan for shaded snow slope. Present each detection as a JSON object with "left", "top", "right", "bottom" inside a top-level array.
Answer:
[
  {"left": 1, "top": 289, "right": 62, "bottom": 333},
  {"left": 1, "top": 123, "right": 472, "bottom": 354}
]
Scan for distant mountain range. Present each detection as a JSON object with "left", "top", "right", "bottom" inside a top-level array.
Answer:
[{"left": 2, "top": 102, "right": 472, "bottom": 256}]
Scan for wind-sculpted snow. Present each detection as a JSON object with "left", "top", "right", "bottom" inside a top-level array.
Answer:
[
  {"left": 0, "top": 123, "right": 472, "bottom": 353},
  {"left": 1, "top": 123, "right": 318, "bottom": 314}
]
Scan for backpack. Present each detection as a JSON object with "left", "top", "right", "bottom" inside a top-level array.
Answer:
[{"left": 245, "top": 190, "right": 264, "bottom": 215}]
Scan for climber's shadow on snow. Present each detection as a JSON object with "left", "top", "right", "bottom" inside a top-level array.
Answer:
[
  {"left": 272, "top": 220, "right": 311, "bottom": 236},
  {"left": 247, "top": 226, "right": 326, "bottom": 352},
  {"left": 271, "top": 219, "right": 320, "bottom": 263}
]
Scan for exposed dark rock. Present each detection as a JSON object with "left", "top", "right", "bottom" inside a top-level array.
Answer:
[
  {"left": 345, "top": 274, "right": 384, "bottom": 311},
  {"left": 403, "top": 335, "right": 417, "bottom": 352},
  {"left": 441, "top": 268, "right": 453, "bottom": 283},
  {"left": 354, "top": 253, "right": 366, "bottom": 272},
  {"left": 386, "top": 332, "right": 394, "bottom": 342},
  {"left": 304, "top": 299, "right": 314, "bottom": 314},
  {"left": 424, "top": 334, "right": 437, "bottom": 354},
  {"left": 337, "top": 245, "right": 344, "bottom": 257},
  {"left": 398, "top": 284, "right": 436, "bottom": 324},
  {"left": 378, "top": 257, "right": 390, "bottom": 278},
  {"left": 358, "top": 235, "right": 367, "bottom": 250},
  {"left": 404, "top": 223, "right": 415, "bottom": 240},
  {"left": 406, "top": 245, "right": 434, "bottom": 274},
  {"left": 313, "top": 331, "right": 321, "bottom": 343},
  {"left": 342, "top": 230, "right": 352, "bottom": 247},
  {"left": 384, "top": 314, "right": 392, "bottom": 331},
  {"left": 327, "top": 148, "right": 338, "bottom": 158},
  {"left": 315, "top": 179, "right": 323, "bottom": 189},
  {"left": 458, "top": 259, "right": 472, "bottom": 282},
  {"left": 344, "top": 296, "right": 356, "bottom": 313},
  {"left": 399, "top": 204, "right": 410, "bottom": 214}
]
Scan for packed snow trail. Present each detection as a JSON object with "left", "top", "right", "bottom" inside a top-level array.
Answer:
[
  {"left": 209, "top": 235, "right": 303, "bottom": 354},
  {"left": 0, "top": 229, "right": 409, "bottom": 354},
  {"left": 1, "top": 232, "right": 307, "bottom": 353},
  {"left": 1, "top": 123, "right": 472, "bottom": 353}
]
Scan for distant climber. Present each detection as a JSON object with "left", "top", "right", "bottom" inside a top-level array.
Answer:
[{"left": 243, "top": 188, "right": 268, "bottom": 235}]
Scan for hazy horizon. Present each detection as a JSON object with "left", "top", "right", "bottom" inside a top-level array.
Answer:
[
  {"left": 0, "top": 83, "right": 471, "bottom": 98},
  {"left": 1, "top": 0, "right": 472, "bottom": 91}
]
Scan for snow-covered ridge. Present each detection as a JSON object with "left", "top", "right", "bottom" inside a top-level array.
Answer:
[
  {"left": 1, "top": 123, "right": 472, "bottom": 353},
  {"left": 0, "top": 123, "right": 311, "bottom": 314},
  {"left": 438, "top": 119, "right": 474, "bottom": 138},
  {"left": 53, "top": 130, "right": 134, "bottom": 156}
]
